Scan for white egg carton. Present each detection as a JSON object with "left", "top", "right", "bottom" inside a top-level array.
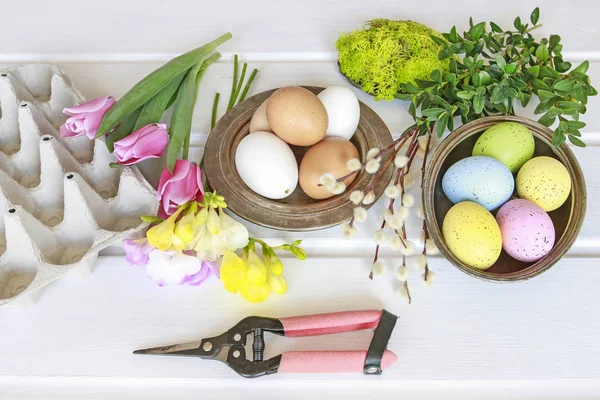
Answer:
[{"left": 0, "top": 64, "right": 158, "bottom": 306}]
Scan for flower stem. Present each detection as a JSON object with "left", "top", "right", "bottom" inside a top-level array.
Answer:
[
  {"left": 419, "top": 132, "right": 432, "bottom": 281},
  {"left": 239, "top": 69, "right": 259, "bottom": 103},
  {"left": 211, "top": 92, "right": 220, "bottom": 130},
  {"left": 227, "top": 55, "right": 239, "bottom": 111}
]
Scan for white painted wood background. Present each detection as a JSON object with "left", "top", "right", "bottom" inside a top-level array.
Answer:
[{"left": 1, "top": 0, "right": 600, "bottom": 398}]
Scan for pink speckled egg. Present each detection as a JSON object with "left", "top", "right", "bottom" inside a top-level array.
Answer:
[{"left": 496, "top": 199, "right": 555, "bottom": 262}]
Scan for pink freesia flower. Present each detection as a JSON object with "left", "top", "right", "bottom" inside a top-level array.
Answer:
[
  {"left": 157, "top": 159, "right": 204, "bottom": 216},
  {"left": 122, "top": 238, "right": 154, "bottom": 267},
  {"left": 145, "top": 251, "right": 218, "bottom": 286},
  {"left": 113, "top": 123, "right": 168, "bottom": 166},
  {"left": 60, "top": 96, "right": 116, "bottom": 140}
]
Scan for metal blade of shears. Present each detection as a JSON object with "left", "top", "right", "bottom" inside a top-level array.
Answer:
[{"left": 133, "top": 332, "right": 229, "bottom": 360}]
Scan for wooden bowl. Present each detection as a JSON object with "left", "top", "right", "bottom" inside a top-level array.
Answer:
[
  {"left": 423, "top": 115, "right": 586, "bottom": 281},
  {"left": 203, "top": 86, "right": 394, "bottom": 231}
]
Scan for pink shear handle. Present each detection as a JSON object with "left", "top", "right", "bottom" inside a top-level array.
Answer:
[
  {"left": 279, "top": 350, "right": 397, "bottom": 373},
  {"left": 280, "top": 310, "right": 383, "bottom": 337}
]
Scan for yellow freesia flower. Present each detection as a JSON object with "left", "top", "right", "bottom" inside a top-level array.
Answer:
[
  {"left": 174, "top": 212, "right": 196, "bottom": 244},
  {"left": 267, "top": 255, "right": 284, "bottom": 275},
  {"left": 240, "top": 279, "right": 271, "bottom": 303},
  {"left": 246, "top": 250, "right": 267, "bottom": 284},
  {"left": 206, "top": 207, "right": 220, "bottom": 235},
  {"left": 146, "top": 207, "right": 183, "bottom": 251},
  {"left": 220, "top": 250, "right": 246, "bottom": 294},
  {"left": 195, "top": 207, "right": 208, "bottom": 226},
  {"left": 268, "top": 271, "right": 287, "bottom": 295}
]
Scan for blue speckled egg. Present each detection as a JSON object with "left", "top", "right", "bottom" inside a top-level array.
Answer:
[{"left": 442, "top": 156, "right": 514, "bottom": 211}]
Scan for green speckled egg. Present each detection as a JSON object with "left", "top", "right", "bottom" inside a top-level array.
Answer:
[
  {"left": 516, "top": 156, "right": 571, "bottom": 211},
  {"left": 442, "top": 201, "right": 502, "bottom": 270},
  {"left": 472, "top": 122, "right": 535, "bottom": 173}
]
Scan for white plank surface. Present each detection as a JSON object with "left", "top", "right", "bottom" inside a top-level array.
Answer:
[{"left": 2, "top": 1, "right": 600, "bottom": 398}]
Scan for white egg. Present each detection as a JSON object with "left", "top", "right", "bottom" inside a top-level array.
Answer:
[
  {"left": 318, "top": 85, "right": 360, "bottom": 140},
  {"left": 235, "top": 131, "right": 298, "bottom": 199}
]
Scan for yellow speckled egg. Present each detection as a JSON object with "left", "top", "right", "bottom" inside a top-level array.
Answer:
[
  {"left": 442, "top": 201, "right": 502, "bottom": 270},
  {"left": 516, "top": 156, "right": 571, "bottom": 212},
  {"left": 472, "top": 122, "right": 535, "bottom": 173}
]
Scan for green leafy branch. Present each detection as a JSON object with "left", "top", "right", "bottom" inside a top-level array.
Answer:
[{"left": 395, "top": 8, "right": 597, "bottom": 147}]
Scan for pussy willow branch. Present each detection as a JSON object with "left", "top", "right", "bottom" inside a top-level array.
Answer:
[
  {"left": 420, "top": 132, "right": 432, "bottom": 281},
  {"left": 368, "top": 127, "right": 419, "bottom": 280},
  {"left": 331, "top": 125, "right": 418, "bottom": 185}
]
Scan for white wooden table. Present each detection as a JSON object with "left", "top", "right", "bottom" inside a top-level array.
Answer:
[{"left": 1, "top": 1, "right": 600, "bottom": 398}]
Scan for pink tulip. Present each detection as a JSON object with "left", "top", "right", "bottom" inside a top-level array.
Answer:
[
  {"left": 60, "top": 96, "right": 116, "bottom": 140},
  {"left": 113, "top": 123, "right": 168, "bottom": 166},
  {"left": 157, "top": 159, "right": 204, "bottom": 216}
]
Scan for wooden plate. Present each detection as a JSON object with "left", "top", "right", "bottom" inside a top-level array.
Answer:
[{"left": 203, "top": 86, "right": 394, "bottom": 231}]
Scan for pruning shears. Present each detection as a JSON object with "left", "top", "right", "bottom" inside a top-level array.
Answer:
[{"left": 134, "top": 309, "right": 398, "bottom": 378}]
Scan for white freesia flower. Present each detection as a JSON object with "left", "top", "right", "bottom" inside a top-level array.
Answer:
[
  {"left": 416, "top": 205, "right": 425, "bottom": 219},
  {"left": 146, "top": 251, "right": 201, "bottom": 285},
  {"left": 349, "top": 190, "right": 364, "bottom": 205},
  {"left": 353, "top": 207, "right": 368, "bottom": 223},
  {"left": 394, "top": 155, "right": 409, "bottom": 168},
  {"left": 218, "top": 210, "right": 250, "bottom": 251},
  {"left": 365, "top": 159, "right": 380, "bottom": 174},
  {"left": 346, "top": 158, "right": 362, "bottom": 172},
  {"left": 419, "top": 230, "right": 426, "bottom": 245},
  {"left": 362, "top": 191, "right": 376, "bottom": 205},
  {"left": 366, "top": 148, "right": 380, "bottom": 160},
  {"left": 193, "top": 208, "right": 249, "bottom": 260},
  {"left": 416, "top": 148, "right": 426, "bottom": 158}
]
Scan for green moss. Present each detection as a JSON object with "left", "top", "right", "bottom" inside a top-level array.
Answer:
[{"left": 336, "top": 19, "right": 450, "bottom": 101}]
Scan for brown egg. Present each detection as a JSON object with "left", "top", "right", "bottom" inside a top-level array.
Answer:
[
  {"left": 266, "top": 86, "right": 328, "bottom": 146},
  {"left": 299, "top": 137, "right": 359, "bottom": 200},
  {"left": 249, "top": 99, "right": 272, "bottom": 133}
]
